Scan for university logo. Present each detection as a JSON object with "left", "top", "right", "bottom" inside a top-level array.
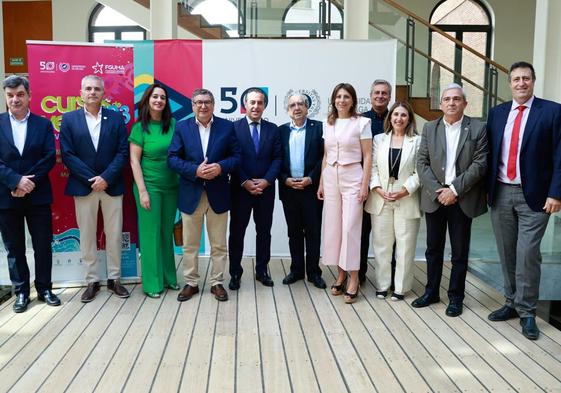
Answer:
[{"left": 58, "top": 63, "right": 70, "bottom": 72}]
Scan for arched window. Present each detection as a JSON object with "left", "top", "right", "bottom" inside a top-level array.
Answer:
[
  {"left": 429, "top": 0, "right": 492, "bottom": 117},
  {"left": 282, "top": 0, "right": 343, "bottom": 39},
  {"left": 190, "top": 0, "right": 239, "bottom": 37},
  {"left": 89, "top": 4, "right": 146, "bottom": 43}
]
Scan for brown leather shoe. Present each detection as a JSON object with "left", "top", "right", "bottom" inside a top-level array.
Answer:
[
  {"left": 81, "top": 282, "right": 100, "bottom": 303},
  {"left": 177, "top": 284, "right": 199, "bottom": 302},
  {"left": 107, "top": 279, "right": 130, "bottom": 298},
  {"left": 210, "top": 284, "right": 229, "bottom": 301}
]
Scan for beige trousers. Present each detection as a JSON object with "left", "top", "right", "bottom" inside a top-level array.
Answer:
[
  {"left": 74, "top": 192, "right": 123, "bottom": 283},
  {"left": 372, "top": 203, "right": 420, "bottom": 294},
  {"left": 182, "top": 192, "right": 228, "bottom": 287}
]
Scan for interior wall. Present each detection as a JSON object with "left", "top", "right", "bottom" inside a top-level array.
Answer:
[{"left": 52, "top": 0, "right": 97, "bottom": 42}]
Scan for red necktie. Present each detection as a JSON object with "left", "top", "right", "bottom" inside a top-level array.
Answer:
[{"left": 507, "top": 105, "right": 526, "bottom": 180}]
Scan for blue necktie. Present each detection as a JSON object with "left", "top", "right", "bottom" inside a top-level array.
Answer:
[{"left": 251, "top": 122, "right": 259, "bottom": 154}]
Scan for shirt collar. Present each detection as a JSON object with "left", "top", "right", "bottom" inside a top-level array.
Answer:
[
  {"left": 511, "top": 95, "right": 534, "bottom": 111},
  {"left": 196, "top": 116, "right": 214, "bottom": 128},
  {"left": 290, "top": 119, "right": 307, "bottom": 131},
  {"left": 443, "top": 115, "right": 464, "bottom": 128},
  {"left": 372, "top": 108, "right": 388, "bottom": 119},
  {"left": 84, "top": 106, "right": 102, "bottom": 120},
  {"left": 9, "top": 110, "right": 30, "bottom": 123},
  {"left": 246, "top": 116, "right": 261, "bottom": 126}
]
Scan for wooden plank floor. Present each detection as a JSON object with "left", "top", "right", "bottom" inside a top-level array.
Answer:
[{"left": 1, "top": 257, "right": 561, "bottom": 393}]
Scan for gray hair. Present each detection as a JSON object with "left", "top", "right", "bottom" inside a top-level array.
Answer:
[
  {"left": 81, "top": 75, "right": 105, "bottom": 90},
  {"left": 192, "top": 88, "right": 215, "bottom": 103},
  {"left": 286, "top": 93, "right": 310, "bottom": 110},
  {"left": 441, "top": 83, "right": 466, "bottom": 101},
  {"left": 370, "top": 79, "right": 392, "bottom": 95},
  {"left": 3, "top": 75, "right": 30, "bottom": 94}
]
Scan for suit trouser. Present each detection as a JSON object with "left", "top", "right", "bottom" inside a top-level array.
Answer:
[
  {"left": 322, "top": 163, "right": 363, "bottom": 271},
  {"left": 182, "top": 191, "right": 228, "bottom": 287},
  {"left": 360, "top": 209, "right": 397, "bottom": 283},
  {"left": 134, "top": 184, "right": 178, "bottom": 294},
  {"left": 424, "top": 203, "right": 472, "bottom": 302},
  {"left": 0, "top": 204, "right": 53, "bottom": 295},
  {"left": 74, "top": 192, "right": 123, "bottom": 283},
  {"left": 281, "top": 187, "right": 322, "bottom": 278},
  {"left": 372, "top": 203, "right": 420, "bottom": 294},
  {"left": 228, "top": 186, "right": 274, "bottom": 277},
  {"left": 490, "top": 182, "right": 549, "bottom": 317}
]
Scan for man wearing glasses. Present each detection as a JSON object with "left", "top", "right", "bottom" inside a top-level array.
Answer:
[{"left": 168, "top": 89, "right": 240, "bottom": 302}]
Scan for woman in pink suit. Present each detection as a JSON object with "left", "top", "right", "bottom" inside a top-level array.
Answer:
[{"left": 318, "top": 83, "right": 372, "bottom": 303}]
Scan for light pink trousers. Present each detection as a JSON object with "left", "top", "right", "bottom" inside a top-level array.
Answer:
[{"left": 321, "top": 162, "right": 363, "bottom": 271}]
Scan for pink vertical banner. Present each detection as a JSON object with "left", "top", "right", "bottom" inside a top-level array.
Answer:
[{"left": 27, "top": 41, "right": 138, "bottom": 282}]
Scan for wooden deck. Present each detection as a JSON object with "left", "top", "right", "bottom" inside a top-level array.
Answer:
[{"left": 1, "top": 257, "right": 561, "bottom": 393}]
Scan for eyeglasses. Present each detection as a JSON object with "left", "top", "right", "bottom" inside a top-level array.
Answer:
[{"left": 193, "top": 100, "right": 213, "bottom": 107}]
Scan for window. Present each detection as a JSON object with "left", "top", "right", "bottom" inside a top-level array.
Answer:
[
  {"left": 429, "top": 0, "right": 492, "bottom": 117},
  {"left": 282, "top": 0, "right": 343, "bottom": 39},
  {"left": 190, "top": 0, "right": 239, "bottom": 37},
  {"left": 89, "top": 4, "right": 146, "bottom": 43}
]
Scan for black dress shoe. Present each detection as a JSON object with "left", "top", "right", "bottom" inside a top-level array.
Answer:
[
  {"left": 445, "top": 302, "right": 463, "bottom": 317},
  {"left": 282, "top": 272, "right": 304, "bottom": 285},
  {"left": 411, "top": 293, "right": 440, "bottom": 308},
  {"left": 307, "top": 275, "right": 327, "bottom": 289},
  {"left": 229, "top": 275, "right": 241, "bottom": 291},
  {"left": 256, "top": 273, "right": 274, "bottom": 287},
  {"left": 37, "top": 290, "right": 61, "bottom": 306},
  {"left": 13, "top": 293, "right": 30, "bottom": 313},
  {"left": 520, "top": 317, "right": 540, "bottom": 340},
  {"left": 488, "top": 305, "right": 518, "bottom": 321}
]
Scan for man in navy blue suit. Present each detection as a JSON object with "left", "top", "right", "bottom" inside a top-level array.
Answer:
[
  {"left": 168, "top": 88, "right": 240, "bottom": 302},
  {"left": 0, "top": 76, "right": 60, "bottom": 313},
  {"left": 228, "top": 88, "right": 282, "bottom": 290},
  {"left": 60, "top": 75, "right": 129, "bottom": 303},
  {"left": 278, "top": 93, "right": 325, "bottom": 289},
  {"left": 486, "top": 61, "right": 561, "bottom": 340}
]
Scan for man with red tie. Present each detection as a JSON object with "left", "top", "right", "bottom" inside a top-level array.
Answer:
[{"left": 486, "top": 61, "right": 561, "bottom": 340}]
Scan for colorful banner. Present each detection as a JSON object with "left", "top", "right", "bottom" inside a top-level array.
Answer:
[{"left": 26, "top": 42, "right": 138, "bottom": 283}]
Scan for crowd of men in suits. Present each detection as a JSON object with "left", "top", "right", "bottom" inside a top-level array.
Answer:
[{"left": 1, "top": 60, "right": 560, "bottom": 341}]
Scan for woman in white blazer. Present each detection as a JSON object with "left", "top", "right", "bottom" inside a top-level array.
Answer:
[{"left": 364, "top": 101, "right": 421, "bottom": 300}]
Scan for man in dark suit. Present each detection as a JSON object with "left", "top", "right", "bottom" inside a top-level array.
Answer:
[
  {"left": 278, "top": 94, "right": 326, "bottom": 289},
  {"left": 60, "top": 75, "right": 129, "bottom": 303},
  {"left": 228, "top": 88, "right": 282, "bottom": 290},
  {"left": 360, "top": 79, "right": 391, "bottom": 285},
  {"left": 168, "top": 88, "right": 240, "bottom": 302},
  {"left": 486, "top": 61, "right": 561, "bottom": 340},
  {"left": 413, "top": 83, "right": 487, "bottom": 317},
  {"left": 0, "top": 76, "right": 60, "bottom": 313}
]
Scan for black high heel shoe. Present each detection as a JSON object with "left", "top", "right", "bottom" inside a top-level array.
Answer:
[{"left": 330, "top": 275, "right": 347, "bottom": 296}]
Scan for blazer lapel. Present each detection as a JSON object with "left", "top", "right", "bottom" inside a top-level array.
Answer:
[
  {"left": 521, "top": 98, "right": 542, "bottom": 151},
  {"left": 494, "top": 104, "right": 511, "bottom": 153},
  {"left": 398, "top": 134, "right": 414, "bottom": 175},
  {"left": 258, "top": 122, "right": 267, "bottom": 155},
  {"left": 0, "top": 114, "right": 17, "bottom": 151},
  {"left": 436, "top": 119, "right": 447, "bottom": 160},
  {"left": 78, "top": 108, "right": 98, "bottom": 154},
  {"left": 304, "top": 120, "right": 313, "bottom": 157},
  {"left": 454, "top": 117, "right": 471, "bottom": 163},
  {"left": 379, "top": 133, "right": 391, "bottom": 179},
  {"left": 189, "top": 120, "right": 205, "bottom": 161},
  {"left": 21, "top": 114, "right": 35, "bottom": 156}
]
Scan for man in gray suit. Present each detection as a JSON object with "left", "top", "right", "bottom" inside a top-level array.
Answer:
[{"left": 412, "top": 83, "right": 488, "bottom": 317}]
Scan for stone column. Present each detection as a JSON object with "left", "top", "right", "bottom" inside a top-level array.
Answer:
[
  {"left": 343, "top": 0, "right": 369, "bottom": 39},
  {"left": 533, "top": 0, "right": 561, "bottom": 102},
  {"left": 151, "top": 0, "right": 177, "bottom": 39}
]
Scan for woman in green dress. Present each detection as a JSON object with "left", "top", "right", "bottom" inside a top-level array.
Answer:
[{"left": 129, "top": 83, "right": 179, "bottom": 298}]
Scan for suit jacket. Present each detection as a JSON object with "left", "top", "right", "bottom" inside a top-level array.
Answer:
[
  {"left": 60, "top": 107, "right": 128, "bottom": 197},
  {"left": 364, "top": 133, "right": 421, "bottom": 218},
  {"left": 487, "top": 97, "right": 561, "bottom": 212},
  {"left": 168, "top": 116, "right": 240, "bottom": 215},
  {"left": 277, "top": 119, "right": 323, "bottom": 201},
  {"left": 0, "top": 112, "right": 55, "bottom": 208},
  {"left": 231, "top": 117, "right": 282, "bottom": 190},
  {"left": 417, "top": 115, "right": 488, "bottom": 218}
]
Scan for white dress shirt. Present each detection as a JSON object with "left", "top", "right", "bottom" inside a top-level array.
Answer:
[
  {"left": 84, "top": 107, "right": 102, "bottom": 151},
  {"left": 246, "top": 116, "right": 261, "bottom": 137},
  {"left": 498, "top": 96, "right": 534, "bottom": 184},
  {"left": 444, "top": 116, "right": 463, "bottom": 194},
  {"left": 9, "top": 110, "right": 30, "bottom": 155},
  {"left": 196, "top": 116, "right": 213, "bottom": 156}
]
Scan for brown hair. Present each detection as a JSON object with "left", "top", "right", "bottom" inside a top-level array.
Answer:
[
  {"left": 383, "top": 101, "right": 417, "bottom": 137},
  {"left": 327, "top": 83, "right": 359, "bottom": 125},
  {"left": 137, "top": 83, "right": 172, "bottom": 134}
]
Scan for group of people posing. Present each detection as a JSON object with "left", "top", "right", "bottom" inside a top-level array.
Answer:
[{"left": 1, "top": 60, "right": 560, "bottom": 342}]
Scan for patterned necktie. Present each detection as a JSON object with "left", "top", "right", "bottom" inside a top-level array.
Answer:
[
  {"left": 251, "top": 122, "right": 259, "bottom": 154},
  {"left": 507, "top": 105, "right": 526, "bottom": 180}
]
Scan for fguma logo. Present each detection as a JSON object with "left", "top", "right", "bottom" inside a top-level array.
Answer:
[{"left": 92, "top": 62, "right": 126, "bottom": 75}]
